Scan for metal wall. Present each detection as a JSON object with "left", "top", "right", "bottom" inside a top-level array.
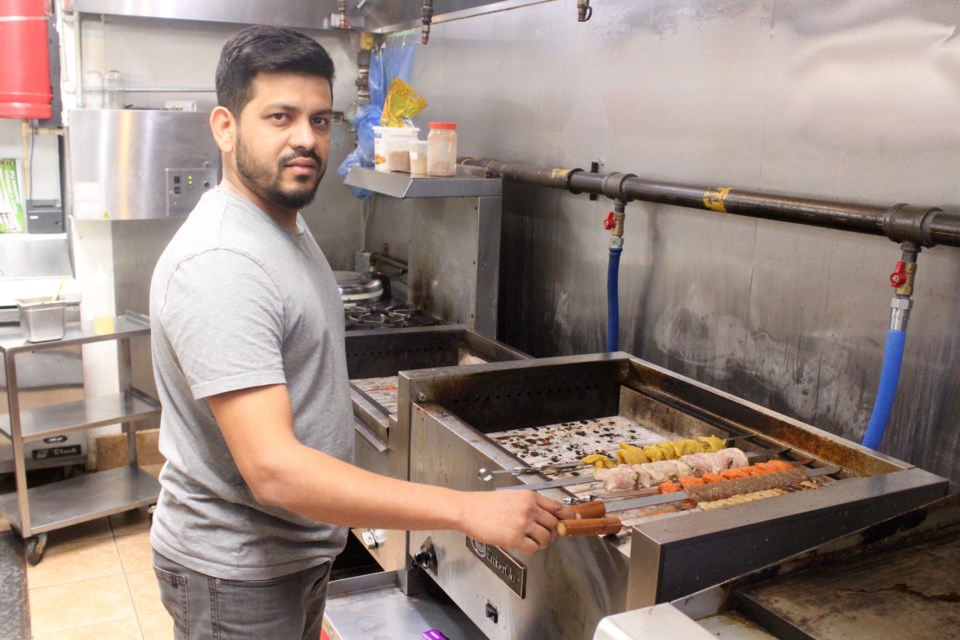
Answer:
[{"left": 391, "top": 0, "right": 960, "bottom": 487}]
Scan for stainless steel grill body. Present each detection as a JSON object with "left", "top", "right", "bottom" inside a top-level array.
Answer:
[
  {"left": 344, "top": 325, "right": 528, "bottom": 572},
  {"left": 403, "top": 353, "right": 948, "bottom": 639},
  {"left": 635, "top": 493, "right": 960, "bottom": 640}
]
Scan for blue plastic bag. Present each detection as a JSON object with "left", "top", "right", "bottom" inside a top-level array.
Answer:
[{"left": 337, "top": 30, "right": 420, "bottom": 199}]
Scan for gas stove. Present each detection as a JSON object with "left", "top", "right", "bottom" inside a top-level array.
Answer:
[{"left": 344, "top": 301, "right": 444, "bottom": 331}]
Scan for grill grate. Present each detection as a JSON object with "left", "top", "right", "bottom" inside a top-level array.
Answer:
[{"left": 489, "top": 415, "right": 671, "bottom": 469}]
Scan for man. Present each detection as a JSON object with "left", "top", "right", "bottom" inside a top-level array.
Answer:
[{"left": 150, "top": 25, "right": 576, "bottom": 639}]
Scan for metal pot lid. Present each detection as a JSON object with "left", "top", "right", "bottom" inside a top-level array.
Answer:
[{"left": 333, "top": 271, "right": 383, "bottom": 302}]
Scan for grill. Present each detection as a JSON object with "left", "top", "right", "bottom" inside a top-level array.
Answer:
[
  {"left": 343, "top": 325, "right": 528, "bottom": 572},
  {"left": 399, "top": 352, "right": 948, "bottom": 639}
]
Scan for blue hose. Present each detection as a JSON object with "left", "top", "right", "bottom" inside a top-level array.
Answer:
[
  {"left": 607, "top": 246, "right": 622, "bottom": 352},
  {"left": 861, "top": 329, "right": 907, "bottom": 450}
]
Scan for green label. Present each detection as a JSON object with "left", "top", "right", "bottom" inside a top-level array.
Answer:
[{"left": 0, "top": 158, "right": 25, "bottom": 233}]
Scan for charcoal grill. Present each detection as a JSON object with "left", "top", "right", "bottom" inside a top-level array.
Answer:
[
  {"left": 344, "top": 325, "right": 528, "bottom": 572},
  {"left": 400, "top": 352, "right": 948, "bottom": 639}
]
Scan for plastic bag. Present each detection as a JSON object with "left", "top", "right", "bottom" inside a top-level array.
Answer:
[
  {"left": 381, "top": 78, "right": 427, "bottom": 127},
  {"left": 338, "top": 30, "right": 420, "bottom": 199},
  {"left": 336, "top": 103, "right": 382, "bottom": 199}
]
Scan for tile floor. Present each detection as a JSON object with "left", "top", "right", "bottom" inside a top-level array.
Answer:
[{"left": 20, "top": 507, "right": 173, "bottom": 640}]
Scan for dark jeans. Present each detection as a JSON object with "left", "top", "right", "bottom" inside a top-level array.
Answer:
[{"left": 153, "top": 551, "right": 332, "bottom": 640}]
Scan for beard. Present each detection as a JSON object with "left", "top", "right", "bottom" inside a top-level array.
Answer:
[{"left": 235, "top": 133, "right": 325, "bottom": 211}]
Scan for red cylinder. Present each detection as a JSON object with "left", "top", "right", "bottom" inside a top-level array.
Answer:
[{"left": 0, "top": 0, "right": 53, "bottom": 119}]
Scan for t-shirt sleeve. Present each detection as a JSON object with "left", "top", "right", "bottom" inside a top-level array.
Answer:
[{"left": 157, "top": 249, "right": 287, "bottom": 400}]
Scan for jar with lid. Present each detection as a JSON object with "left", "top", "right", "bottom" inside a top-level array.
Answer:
[{"left": 427, "top": 122, "right": 457, "bottom": 177}]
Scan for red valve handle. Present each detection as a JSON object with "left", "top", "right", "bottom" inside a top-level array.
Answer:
[
  {"left": 890, "top": 261, "right": 907, "bottom": 287},
  {"left": 603, "top": 211, "right": 615, "bottom": 230}
]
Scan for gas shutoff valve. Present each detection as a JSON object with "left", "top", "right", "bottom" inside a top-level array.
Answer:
[{"left": 890, "top": 261, "right": 907, "bottom": 287}]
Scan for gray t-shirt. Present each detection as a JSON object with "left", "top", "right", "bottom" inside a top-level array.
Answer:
[{"left": 149, "top": 188, "right": 353, "bottom": 580}]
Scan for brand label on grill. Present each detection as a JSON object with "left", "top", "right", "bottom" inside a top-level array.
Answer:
[
  {"left": 466, "top": 538, "right": 526, "bottom": 598},
  {"left": 33, "top": 445, "right": 82, "bottom": 460}
]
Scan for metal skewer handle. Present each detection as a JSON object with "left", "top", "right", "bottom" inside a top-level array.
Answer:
[{"left": 477, "top": 461, "right": 585, "bottom": 482}]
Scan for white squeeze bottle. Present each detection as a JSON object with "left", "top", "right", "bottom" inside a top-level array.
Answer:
[{"left": 92, "top": 266, "right": 115, "bottom": 334}]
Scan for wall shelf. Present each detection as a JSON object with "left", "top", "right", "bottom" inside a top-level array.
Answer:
[{"left": 345, "top": 166, "right": 501, "bottom": 199}]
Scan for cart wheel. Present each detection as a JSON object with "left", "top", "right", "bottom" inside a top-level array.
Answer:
[{"left": 26, "top": 533, "right": 48, "bottom": 565}]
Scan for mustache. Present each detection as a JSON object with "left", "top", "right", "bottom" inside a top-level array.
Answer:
[{"left": 279, "top": 150, "right": 322, "bottom": 166}]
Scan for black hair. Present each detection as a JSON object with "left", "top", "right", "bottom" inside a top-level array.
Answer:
[{"left": 215, "top": 26, "right": 335, "bottom": 116}]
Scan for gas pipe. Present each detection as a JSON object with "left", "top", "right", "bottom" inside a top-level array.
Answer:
[{"left": 0, "top": 0, "right": 53, "bottom": 119}]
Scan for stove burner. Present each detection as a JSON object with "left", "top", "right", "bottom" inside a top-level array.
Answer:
[{"left": 345, "top": 302, "right": 443, "bottom": 330}]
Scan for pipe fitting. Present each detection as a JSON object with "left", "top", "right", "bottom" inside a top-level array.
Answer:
[
  {"left": 892, "top": 241, "right": 921, "bottom": 297},
  {"left": 881, "top": 204, "right": 941, "bottom": 247},
  {"left": 601, "top": 172, "right": 636, "bottom": 202},
  {"left": 890, "top": 297, "right": 913, "bottom": 332},
  {"left": 421, "top": 0, "right": 434, "bottom": 44},
  {"left": 577, "top": 0, "right": 593, "bottom": 21},
  {"left": 607, "top": 198, "right": 626, "bottom": 238}
]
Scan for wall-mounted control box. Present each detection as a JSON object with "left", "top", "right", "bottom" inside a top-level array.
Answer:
[{"left": 166, "top": 167, "right": 218, "bottom": 216}]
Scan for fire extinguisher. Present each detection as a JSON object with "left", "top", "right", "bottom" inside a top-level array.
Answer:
[{"left": 0, "top": 0, "right": 53, "bottom": 119}]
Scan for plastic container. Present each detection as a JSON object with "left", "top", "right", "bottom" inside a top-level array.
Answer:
[
  {"left": 17, "top": 298, "right": 66, "bottom": 342},
  {"left": 409, "top": 140, "right": 429, "bottom": 176},
  {"left": 388, "top": 136, "right": 412, "bottom": 173},
  {"left": 372, "top": 126, "right": 419, "bottom": 172},
  {"left": 427, "top": 122, "right": 457, "bottom": 177}
]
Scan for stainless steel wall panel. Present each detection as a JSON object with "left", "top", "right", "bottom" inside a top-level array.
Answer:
[
  {"left": 400, "top": 0, "right": 960, "bottom": 487},
  {"left": 301, "top": 131, "right": 365, "bottom": 272},
  {"left": 409, "top": 198, "right": 481, "bottom": 328},
  {"left": 65, "top": 109, "right": 219, "bottom": 221},
  {"left": 361, "top": 188, "right": 501, "bottom": 336},
  {"left": 0, "top": 235, "right": 73, "bottom": 279}
]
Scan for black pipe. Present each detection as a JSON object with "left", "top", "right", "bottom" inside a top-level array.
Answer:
[
  {"left": 461, "top": 158, "right": 960, "bottom": 248},
  {"left": 465, "top": 158, "right": 582, "bottom": 190}
]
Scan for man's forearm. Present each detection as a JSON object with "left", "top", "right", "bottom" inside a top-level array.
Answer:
[{"left": 254, "top": 441, "right": 466, "bottom": 532}]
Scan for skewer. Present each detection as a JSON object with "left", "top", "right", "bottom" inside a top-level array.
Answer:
[
  {"left": 497, "top": 447, "right": 789, "bottom": 491},
  {"left": 476, "top": 461, "right": 585, "bottom": 481},
  {"left": 478, "top": 433, "right": 762, "bottom": 483},
  {"left": 557, "top": 465, "right": 841, "bottom": 536}
]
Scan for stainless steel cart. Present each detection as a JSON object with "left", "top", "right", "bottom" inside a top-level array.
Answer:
[{"left": 0, "top": 313, "right": 161, "bottom": 563}]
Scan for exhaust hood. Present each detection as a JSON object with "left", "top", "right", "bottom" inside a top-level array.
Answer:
[{"left": 63, "top": 0, "right": 550, "bottom": 34}]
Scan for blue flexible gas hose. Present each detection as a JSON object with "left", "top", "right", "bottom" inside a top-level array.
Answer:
[
  {"left": 861, "top": 329, "right": 907, "bottom": 450},
  {"left": 607, "top": 246, "right": 622, "bottom": 352}
]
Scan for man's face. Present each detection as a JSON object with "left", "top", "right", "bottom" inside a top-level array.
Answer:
[{"left": 233, "top": 72, "right": 333, "bottom": 211}]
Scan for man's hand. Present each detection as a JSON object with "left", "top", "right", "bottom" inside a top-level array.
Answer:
[{"left": 458, "top": 491, "right": 580, "bottom": 554}]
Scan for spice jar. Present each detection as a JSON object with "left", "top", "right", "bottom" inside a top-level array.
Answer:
[
  {"left": 409, "top": 140, "right": 429, "bottom": 176},
  {"left": 427, "top": 122, "right": 457, "bottom": 177}
]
